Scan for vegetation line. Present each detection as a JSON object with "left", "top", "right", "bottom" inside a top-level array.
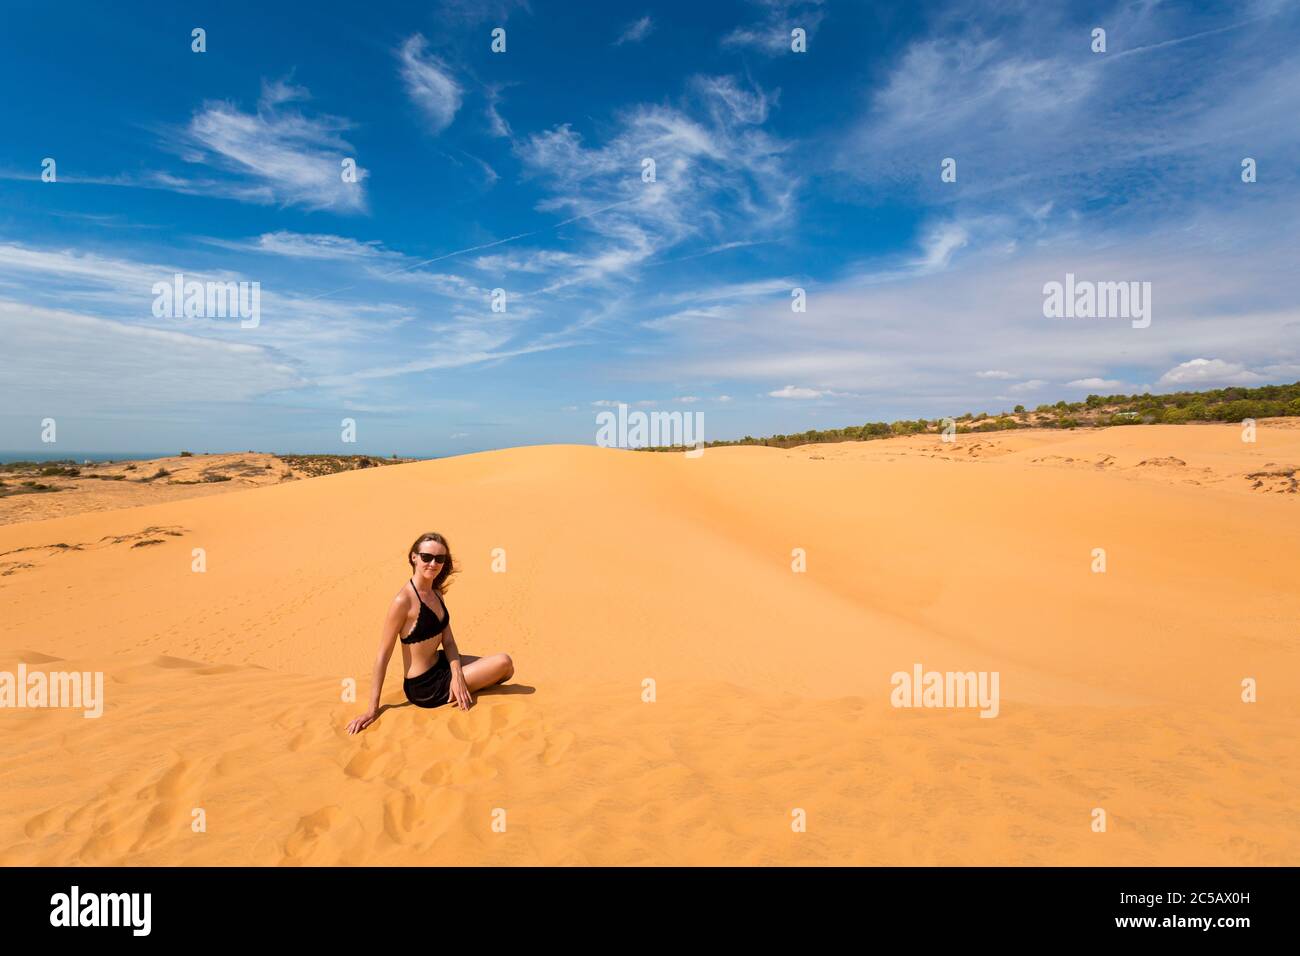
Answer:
[{"left": 640, "top": 382, "right": 1300, "bottom": 451}]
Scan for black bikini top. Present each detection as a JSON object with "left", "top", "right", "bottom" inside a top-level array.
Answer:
[{"left": 401, "top": 579, "right": 449, "bottom": 644}]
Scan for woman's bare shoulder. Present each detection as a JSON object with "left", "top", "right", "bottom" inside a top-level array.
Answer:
[{"left": 389, "top": 582, "right": 416, "bottom": 611}]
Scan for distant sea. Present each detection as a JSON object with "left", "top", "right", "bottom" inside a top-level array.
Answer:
[
  {"left": 0, "top": 450, "right": 427, "bottom": 464},
  {"left": 0, "top": 450, "right": 175, "bottom": 464}
]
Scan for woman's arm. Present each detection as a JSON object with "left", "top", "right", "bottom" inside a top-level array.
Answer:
[
  {"left": 346, "top": 596, "right": 405, "bottom": 734},
  {"left": 441, "top": 623, "right": 461, "bottom": 669},
  {"left": 441, "top": 624, "right": 473, "bottom": 710}
]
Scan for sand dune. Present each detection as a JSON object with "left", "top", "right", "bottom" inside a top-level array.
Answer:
[
  {"left": 0, "top": 451, "right": 414, "bottom": 526},
  {"left": 1, "top": 424, "right": 1297, "bottom": 865}
]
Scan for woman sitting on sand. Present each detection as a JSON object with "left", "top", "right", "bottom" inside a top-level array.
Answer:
[{"left": 346, "top": 532, "right": 514, "bottom": 734}]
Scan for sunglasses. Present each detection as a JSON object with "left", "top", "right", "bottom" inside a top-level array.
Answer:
[{"left": 415, "top": 551, "right": 448, "bottom": 565}]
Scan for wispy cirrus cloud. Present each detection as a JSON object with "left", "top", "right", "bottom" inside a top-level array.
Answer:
[
  {"left": 484, "top": 84, "right": 513, "bottom": 137},
  {"left": 434, "top": 0, "right": 531, "bottom": 26},
  {"left": 912, "top": 222, "right": 970, "bottom": 272},
  {"left": 171, "top": 79, "right": 369, "bottom": 213},
  {"left": 512, "top": 74, "right": 795, "bottom": 294},
  {"left": 614, "top": 16, "right": 654, "bottom": 46},
  {"left": 212, "top": 231, "right": 389, "bottom": 261},
  {"left": 837, "top": 1, "right": 1300, "bottom": 222},
  {"left": 0, "top": 299, "right": 306, "bottom": 413},
  {"left": 0, "top": 238, "right": 573, "bottom": 401},
  {"left": 0, "top": 240, "right": 408, "bottom": 342},
  {"left": 398, "top": 34, "right": 464, "bottom": 135},
  {"left": 723, "top": 0, "right": 824, "bottom": 54}
]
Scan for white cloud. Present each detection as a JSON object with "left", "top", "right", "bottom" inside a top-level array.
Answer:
[
  {"left": 769, "top": 385, "right": 824, "bottom": 399},
  {"left": 243, "top": 232, "right": 387, "bottom": 260},
  {"left": 514, "top": 74, "right": 794, "bottom": 292},
  {"left": 913, "top": 222, "right": 969, "bottom": 272},
  {"left": 615, "top": 16, "right": 654, "bottom": 46},
  {"left": 461, "top": 151, "right": 499, "bottom": 186},
  {"left": 1066, "top": 377, "right": 1123, "bottom": 389},
  {"left": 399, "top": 34, "right": 463, "bottom": 134},
  {"left": 661, "top": 277, "right": 795, "bottom": 308},
  {"left": 178, "top": 88, "right": 368, "bottom": 212},
  {"left": 723, "top": 1, "right": 825, "bottom": 54},
  {"left": 259, "top": 78, "right": 310, "bottom": 108},
  {"left": 473, "top": 249, "right": 580, "bottom": 274},
  {"left": 485, "top": 85, "right": 512, "bottom": 138},
  {"left": 976, "top": 370, "right": 1013, "bottom": 379},
  {"left": 1009, "top": 379, "right": 1048, "bottom": 393},
  {"left": 1156, "top": 358, "right": 1265, "bottom": 387},
  {"left": 692, "top": 75, "right": 773, "bottom": 125}
]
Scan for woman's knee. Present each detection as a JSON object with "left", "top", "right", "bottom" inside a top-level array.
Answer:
[{"left": 499, "top": 653, "right": 514, "bottom": 679}]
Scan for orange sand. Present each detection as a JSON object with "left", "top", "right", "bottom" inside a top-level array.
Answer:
[{"left": 1, "top": 423, "right": 1297, "bottom": 865}]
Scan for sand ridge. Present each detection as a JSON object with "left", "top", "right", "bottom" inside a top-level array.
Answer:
[
  {"left": 0, "top": 452, "right": 415, "bottom": 526},
  {"left": 787, "top": 419, "right": 1300, "bottom": 497}
]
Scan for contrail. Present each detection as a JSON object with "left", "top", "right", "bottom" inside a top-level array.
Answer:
[{"left": 1107, "top": 17, "right": 1264, "bottom": 61}]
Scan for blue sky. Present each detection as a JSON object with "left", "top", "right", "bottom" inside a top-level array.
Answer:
[{"left": 1, "top": 0, "right": 1298, "bottom": 456}]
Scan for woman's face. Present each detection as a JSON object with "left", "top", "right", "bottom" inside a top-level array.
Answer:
[{"left": 411, "top": 539, "right": 448, "bottom": 582}]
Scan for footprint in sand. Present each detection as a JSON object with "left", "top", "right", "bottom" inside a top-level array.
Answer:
[
  {"left": 382, "top": 789, "right": 469, "bottom": 843},
  {"left": 445, "top": 700, "right": 528, "bottom": 742},
  {"left": 24, "top": 807, "right": 67, "bottom": 839},
  {"left": 343, "top": 746, "right": 398, "bottom": 781},
  {"left": 283, "top": 806, "right": 344, "bottom": 861},
  {"left": 382, "top": 791, "right": 423, "bottom": 842},
  {"left": 541, "top": 730, "right": 575, "bottom": 767},
  {"left": 447, "top": 761, "right": 499, "bottom": 784},
  {"left": 419, "top": 756, "right": 499, "bottom": 785},
  {"left": 127, "top": 755, "right": 204, "bottom": 854},
  {"left": 68, "top": 756, "right": 201, "bottom": 862}
]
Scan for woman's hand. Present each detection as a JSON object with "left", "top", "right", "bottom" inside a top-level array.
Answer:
[
  {"left": 448, "top": 670, "right": 473, "bottom": 710},
  {"left": 346, "top": 708, "right": 379, "bottom": 735}
]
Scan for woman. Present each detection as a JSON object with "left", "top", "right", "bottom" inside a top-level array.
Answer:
[{"left": 346, "top": 532, "right": 514, "bottom": 734}]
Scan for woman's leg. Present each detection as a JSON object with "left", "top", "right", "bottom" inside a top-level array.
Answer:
[{"left": 456, "top": 653, "right": 514, "bottom": 693}]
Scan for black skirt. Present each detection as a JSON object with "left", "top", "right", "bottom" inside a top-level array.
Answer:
[{"left": 403, "top": 650, "right": 452, "bottom": 708}]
